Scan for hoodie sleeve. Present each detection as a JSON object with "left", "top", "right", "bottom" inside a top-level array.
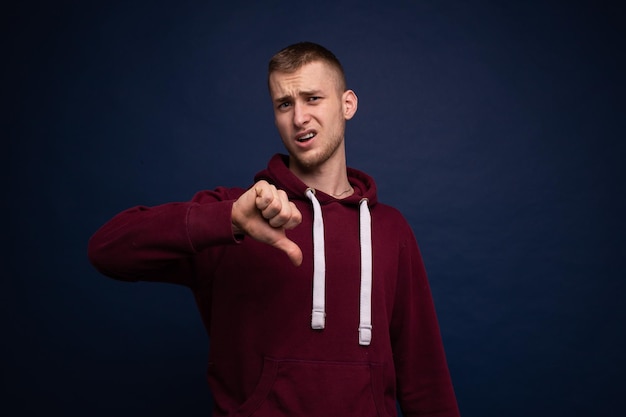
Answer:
[
  {"left": 390, "top": 227, "right": 460, "bottom": 417},
  {"left": 87, "top": 187, "right": 244, "bottom": 286}
]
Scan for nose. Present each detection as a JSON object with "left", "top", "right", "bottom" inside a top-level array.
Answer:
[{"left": 293, "top": 102, "right": 310, "bottom": 127}]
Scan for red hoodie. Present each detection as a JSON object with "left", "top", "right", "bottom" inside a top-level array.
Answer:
[{"left": 88, "top": 154, "right": 460, "bottom": 417}]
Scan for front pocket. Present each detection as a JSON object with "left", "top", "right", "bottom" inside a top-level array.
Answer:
[{"left": 235, "top": 357, "right": 390, "bottom": 417}]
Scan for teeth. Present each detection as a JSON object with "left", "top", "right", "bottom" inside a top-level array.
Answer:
[{"left": 298, "top": 132, "right": 315, "bottom": 142}]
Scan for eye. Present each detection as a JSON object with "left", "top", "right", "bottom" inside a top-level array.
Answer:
[
  {"left": 277, "top": 102, "right": 291, "bottom": 110},
  {"left": 307, "top": 96, "right": 321, "bottom": 102}
]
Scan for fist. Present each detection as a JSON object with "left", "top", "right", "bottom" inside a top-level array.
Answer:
[{"left": 231, "top": 180, "right": 303, "bottom": 266}]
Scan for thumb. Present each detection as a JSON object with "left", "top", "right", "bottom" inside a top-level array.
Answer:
[{"left": 273, "top": 236, "right": 303, "bottom": 267}]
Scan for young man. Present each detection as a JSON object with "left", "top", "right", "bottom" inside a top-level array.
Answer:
[{"left": 88, "top": 42, "right": 460, "bottom": 417}]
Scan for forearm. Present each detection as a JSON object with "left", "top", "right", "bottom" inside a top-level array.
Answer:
[
  {"left": 87, "top": 199, "right": 238, "bottom": 283},
  {"left": 394, "top": 302, "right": 460, "bottom": 417},
  {"left": 393, "top": 236, "right": 460, "bottom": 416}
]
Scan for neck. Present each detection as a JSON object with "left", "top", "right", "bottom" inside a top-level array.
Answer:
[{"left": 288, "top": 153, "right": 353, "bottom": 198}]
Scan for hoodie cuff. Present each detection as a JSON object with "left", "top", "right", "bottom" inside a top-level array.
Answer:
[{"left": 187, "top": 200, "right": 242, "bottom": 251}]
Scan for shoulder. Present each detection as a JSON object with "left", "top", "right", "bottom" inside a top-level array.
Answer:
[
  {"left": 371, "top": 202, "right": 411, "bottom": 227},
  {"left": 370, "top": 202, "right": 418, "bottom": 245}
]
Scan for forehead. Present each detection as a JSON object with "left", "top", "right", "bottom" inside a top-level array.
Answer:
[{"left": 269, "top": 61, "right": 341, "bottom": 98}]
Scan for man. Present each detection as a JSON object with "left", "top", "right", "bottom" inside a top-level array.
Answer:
[{"left": 88, "top": 41, "right": 460, "bottom": 416}]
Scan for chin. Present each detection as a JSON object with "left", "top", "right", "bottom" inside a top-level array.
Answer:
[
  {"left": 286, "top": 139, "right": 343, "bottom": 172},
  {"left": 290, "top": 155, "right": 316, "bottom": 170}
]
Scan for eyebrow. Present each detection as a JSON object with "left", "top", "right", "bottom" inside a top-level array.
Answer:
[{"left": 274, "top": 89, "right": 324, "bottom": 103}]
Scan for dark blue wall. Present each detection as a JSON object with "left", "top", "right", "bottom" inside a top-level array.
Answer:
[{"left": 5, "top": 1, "right": 624, "bottom": 416}]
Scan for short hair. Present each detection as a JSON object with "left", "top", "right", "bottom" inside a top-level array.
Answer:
[{"left": 268, "top": 41, "right": 346, "bottom": 91}]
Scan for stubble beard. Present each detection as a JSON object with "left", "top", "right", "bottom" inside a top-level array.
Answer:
[{"left": 289, "top": 132, "right": 345, "bottom": 173}]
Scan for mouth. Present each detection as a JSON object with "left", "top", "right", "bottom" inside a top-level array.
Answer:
[{"left": 296, "top": 131, "right": 316, "bottom": 143}]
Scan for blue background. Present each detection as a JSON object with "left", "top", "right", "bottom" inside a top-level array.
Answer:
[{"left": 5, "top": 1, "right": 624, "bottom": 416}]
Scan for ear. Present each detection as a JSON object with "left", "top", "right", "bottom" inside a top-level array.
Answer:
[{"left": 342, "top": 90, "right": 358, "bottom": 120}]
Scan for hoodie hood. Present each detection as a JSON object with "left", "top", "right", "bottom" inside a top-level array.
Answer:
[
  {"left": 254, "top": 154, "right": 379, "bottom": 207},
  {"left": 254, "top": 153, "right": 378, "bottom": 346}
]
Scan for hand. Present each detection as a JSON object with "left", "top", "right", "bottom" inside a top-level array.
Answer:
[{"left": 231, "top": 180, "right": 303, "bottom": 266}]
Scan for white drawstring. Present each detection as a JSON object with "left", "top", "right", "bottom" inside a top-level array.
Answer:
[
  {"left": 358, "top": 198, "right": 373, "bottom": 345},
  {"left": 306, "top": 188, "right": 326, "bottom": 329},
  {"left": 305, "top": 189, "right": 373, "bottom": 345}
]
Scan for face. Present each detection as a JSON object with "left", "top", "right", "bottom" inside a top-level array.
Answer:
[{"left": 269, "top": 61, "right": 357, "bottom": 174}]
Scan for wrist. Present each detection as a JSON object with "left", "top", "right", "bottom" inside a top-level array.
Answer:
[{"left": 230, "top": 202, "right": 245, "bottom": 240}]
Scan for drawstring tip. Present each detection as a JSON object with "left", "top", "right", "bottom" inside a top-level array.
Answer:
[
  {"left": 311, "top": 310, "right": 325, "bottom": 329},
  {"left": 358, "top": 326, "right": 372, "bottom": 345}
]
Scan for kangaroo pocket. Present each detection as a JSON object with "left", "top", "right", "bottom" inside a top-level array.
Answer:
[{"left": 235, "top": 357, "right": 391, "bottom": 417}]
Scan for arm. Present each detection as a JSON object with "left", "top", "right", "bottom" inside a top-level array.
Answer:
[
  {"left": 87, "top": 181, "right": 302, "bottom": 285},
  {"left": 391, "top": 230, "right": 460, "bottom": 417},
  {"left": 87, "top": 187, "right": 240, "bottom": 284}
]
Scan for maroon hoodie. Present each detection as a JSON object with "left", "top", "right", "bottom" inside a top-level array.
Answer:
[{"left": 88, "top": 154, "right": 460, "bottom": 417}]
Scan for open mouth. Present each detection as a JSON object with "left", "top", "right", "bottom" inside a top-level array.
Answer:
[{"left": 297, "top": 132, "right": 316, "bottom": 143}]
